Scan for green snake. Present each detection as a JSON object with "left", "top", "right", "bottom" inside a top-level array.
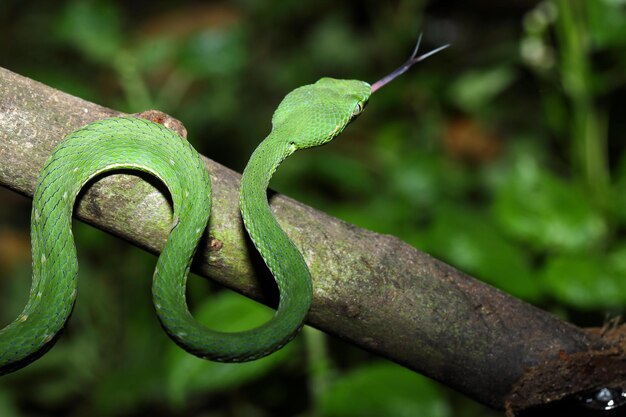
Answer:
[{"left": 0, "top": 40, "right": 447, "bottom": 375}]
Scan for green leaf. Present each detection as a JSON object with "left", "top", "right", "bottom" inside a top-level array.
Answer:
[
  {"left": 165, "top": 291, "right": 294, "bottom": 407},
  {"left": 315, "top": 153, "right": 374, "bottom": 196},
  {"left": 423, "top": 205, "right": 540, "bottom": 300},
  {"left": 587, "top": 0, "right": 626, "bottom": 49},
  {"left": 448, "top": 66, "right": 516, "bottom": 112},
  {"left": 612, "top": 154, "right": 626, "bottom": 225},
  {"left": 274, "top": 151, "right": 375, "bottom": 200},
  {"left": 22, "top": 69, "right": 99, "bottom": 102},
  {"left": 320, "top": 362, "right": 450, "bottom": 417},
  {"left": 178, "top": 27, "right": 247, "bottom": 78},
  {"left": 55, "top": 0, "right": 123, "bottom": 63},
  {"left": 389, "top": 153, "right": 444, "bottom": 209},
  {"left": 0, "top": 391, "right": 19, "bottom": 417},
  {"left": 542, "top": 250, "right": 626, "bottom": 308},
  {"left": 494, "top": 155, "right": 606, "bottom": 252},
  {"left": 307, "top": 17, "right": 365, "bottom": 71},
  {"left": 135, "top": 35, "right": 180, "bottom": 74}
]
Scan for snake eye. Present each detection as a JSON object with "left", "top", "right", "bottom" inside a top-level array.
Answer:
[{"left": 352, "top": 102, "right": 364, "bottom": 116}]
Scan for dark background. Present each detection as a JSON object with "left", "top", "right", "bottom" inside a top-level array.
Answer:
[{"left": 1, "top": 0, "right": 625, "bottom": 416}]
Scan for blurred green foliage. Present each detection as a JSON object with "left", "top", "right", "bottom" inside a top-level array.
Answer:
[{"left": 1, "top": 0, "right": 625, "bottom": 416}]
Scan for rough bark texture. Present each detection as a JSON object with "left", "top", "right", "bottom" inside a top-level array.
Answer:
[{"left": 0, "top": 66, "right": 624, "bottom": 413}]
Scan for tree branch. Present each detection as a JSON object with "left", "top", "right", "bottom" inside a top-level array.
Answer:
[{"left": 0, "top": 66, "right": 623, "bottom": 414}]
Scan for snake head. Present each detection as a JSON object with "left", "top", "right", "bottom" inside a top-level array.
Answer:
[{"left": 270, "top": 78, "right": 371, "bottom": 149}]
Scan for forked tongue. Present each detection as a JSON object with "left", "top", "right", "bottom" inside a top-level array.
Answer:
[{"left": 371, "top": 35, "right": 449, "bottom": 93}]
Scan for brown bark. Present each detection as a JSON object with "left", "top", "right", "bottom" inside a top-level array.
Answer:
[{"left": 0, "top": 66, "right": 623, "bottom": 414}]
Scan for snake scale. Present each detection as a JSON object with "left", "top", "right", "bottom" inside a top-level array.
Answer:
[{"left": 0, "top": 39, "right": 447, "bottom": 375}]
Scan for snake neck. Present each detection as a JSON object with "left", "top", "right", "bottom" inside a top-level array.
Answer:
[
  {"left": 240, "top": 133, "right": 297, "bottom": 235},
  {"left": 239, "top": 131, "right": 311, "bottom": 324},
  {"left": 241, "top": 133, "right": 291, "bottom": 227},
  {"left": 240, "top": 133, "right": 295, "bottom": 201},
  {"left": 239, "top": 132, "right": 295, "bottom": 244}
]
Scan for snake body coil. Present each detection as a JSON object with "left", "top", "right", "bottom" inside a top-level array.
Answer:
[
  {"left": 0, "top": 38, "right": 447, "bottom": 373},
  {"left": 0, "top": 78, "right": 372, "bottom": 375},
  {"left": 0, "top": 117, "right": 211, "bottom": 374}
]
